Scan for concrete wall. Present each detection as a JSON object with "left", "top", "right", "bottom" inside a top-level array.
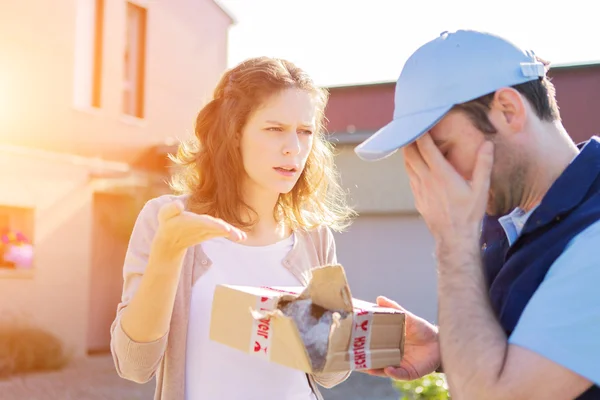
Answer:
[{"left": 334, "top": 145, "right": 415, "bottom": 214}]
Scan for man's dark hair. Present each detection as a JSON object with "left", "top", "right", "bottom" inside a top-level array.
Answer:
[{"left": 453, "top": 58, "right": 560, "bottom": 134}]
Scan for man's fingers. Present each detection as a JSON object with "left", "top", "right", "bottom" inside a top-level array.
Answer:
[
  {"left": 472, "top": 141, "right": 494, "bottom": 194},
  {"left": 403, "top": 143, "right": 429, "bottom": 179},
  {"left": 362, "top": 366, "right": 410, "bottom": 380},
  {"left": 415, "top": 133, "right": 446, "bottom": 170},
  {"left": 376, "top": 296, "right": 407, "bottom": 312},
  {"left": 384, "top": 366, "right": 410, "bottom": 381},
  {"left": 361, "top": 368, "right": 391, "bottom": 378},
  {"left": 416, "top": 133, "right": 463, "bottom": 185},
  {"left": 404, "top": 156, "right": 421, "bottom": 185}
]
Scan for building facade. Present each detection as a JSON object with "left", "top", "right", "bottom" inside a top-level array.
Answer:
[{"left": 0, "top": 0, "right": 233, "bottom": 356}]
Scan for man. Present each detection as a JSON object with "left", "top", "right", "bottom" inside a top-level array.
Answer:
[{"left": 355, "top": 30, "right": 600, "bottom": 399}]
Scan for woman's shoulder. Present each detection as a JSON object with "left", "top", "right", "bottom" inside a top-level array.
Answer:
[
  {"left": 291, "top": 225, "right": 337, "bottom": 271},
  {"left": 136, "top": 193, "right": 191, "bottom": 220},
  {"left": 294, "top": 224, "right": 336, "bottom": 260},
  {"left": 295, "top": 224, "right": 333, "bottom": 243},
  {"left": 146, "top": 193, "right": 190, "bottom": 207}
]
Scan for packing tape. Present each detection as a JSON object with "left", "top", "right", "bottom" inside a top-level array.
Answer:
[
  {"left": 249, "top": 295, "right": 276, "bottom": 360},
  {"left": 349, "top": 307, "right": 373, "bottom": 370},
  {"left": 259, "top": 286, "right": 301, "bottom": 296},
  {"left": 249, "top": 286, "right": 299, "bottom": 360}
]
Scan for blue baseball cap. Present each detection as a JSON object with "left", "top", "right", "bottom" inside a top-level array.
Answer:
[{"left": 354, "top": 30, "right": 546, "bottom": 161}]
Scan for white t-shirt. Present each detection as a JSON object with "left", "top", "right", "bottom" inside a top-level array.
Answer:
[{"left": 184, "top": 234, "right": 318, "bottom": 400}]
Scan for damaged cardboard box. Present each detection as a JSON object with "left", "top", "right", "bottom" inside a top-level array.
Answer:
[{"left": 209, "top": 264, "right": 405, "bottom": 374}]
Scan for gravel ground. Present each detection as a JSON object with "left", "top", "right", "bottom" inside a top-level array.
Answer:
[{"left": 0, "top": 355, "right": 400, "bottom": 400}]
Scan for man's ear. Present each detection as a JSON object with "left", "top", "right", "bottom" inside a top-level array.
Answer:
[{"left": 490, "top": 87, "right": 527, "bottom": 133}]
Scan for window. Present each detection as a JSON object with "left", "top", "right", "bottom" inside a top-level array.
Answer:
[
  {"left": 0, "top": 206, "right": 35, "bottom": 275},
  {"left": 123, "top": 2, "right": 147, "bottom": 118},
  {"left": 73, "top": 0, "right": 104, "bottom": 109}
]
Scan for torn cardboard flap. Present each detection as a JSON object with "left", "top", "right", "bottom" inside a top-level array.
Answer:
[
  {"left": 209, "top": 264, "right": 406, "bottom": 374},
  {"left": 295, "top": 264, "right": 354, "bottom": 313}
]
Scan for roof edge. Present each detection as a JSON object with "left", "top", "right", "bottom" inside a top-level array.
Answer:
[
  {"left": 326, "top": 80, "right": 396, "bottom": 90},
  {"left": 326, "top": 131, "right": 374, "bottom": 145},
  {"left": 325, "top": 60, "right": 600, "bottom": 90},
  {"left": 550, "top": 60, "right": 600, "bottom": 70},
  {"left": 212, "top": 0, "right": 236, "bottom": 24}
]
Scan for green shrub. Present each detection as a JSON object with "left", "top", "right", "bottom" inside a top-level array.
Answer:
[{"left": 393, "top": 373, "right": 450, "bottom": 400}]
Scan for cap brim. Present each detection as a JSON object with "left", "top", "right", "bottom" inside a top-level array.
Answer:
[{"left": 354, "top": 105, "right": 453, "bottom": 161}]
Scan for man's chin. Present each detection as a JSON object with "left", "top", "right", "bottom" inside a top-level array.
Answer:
[
  {"left": 485, "top": 201, "right": 502, "bottom": 217},
  {"left": 486, "top": 202, "right": 513, "bottom": 217}
]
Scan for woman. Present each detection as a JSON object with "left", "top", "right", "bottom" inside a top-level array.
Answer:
[{"left": 110, "top": 56, "right": 355, "bottom": 400}]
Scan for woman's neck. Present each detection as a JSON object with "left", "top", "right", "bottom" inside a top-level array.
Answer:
[{"left": 241, "top": 186, "right": 291, "bottom": 246}]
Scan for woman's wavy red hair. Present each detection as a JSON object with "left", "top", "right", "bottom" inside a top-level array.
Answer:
[{"left": 169, "top": 57, "right": 354, "bottom": 232}]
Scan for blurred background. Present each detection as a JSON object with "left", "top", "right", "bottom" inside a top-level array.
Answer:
[{"left": 0, "top": 0, "right": 598, "bottom": 398}]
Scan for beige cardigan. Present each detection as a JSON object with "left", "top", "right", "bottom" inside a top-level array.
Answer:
[{"left": 110, "top": 195, "right": 350, "bottom": 400}]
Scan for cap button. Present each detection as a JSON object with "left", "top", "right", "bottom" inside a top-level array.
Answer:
[{"left": 440, "top": 30, "right": 449, "bottom": 38}]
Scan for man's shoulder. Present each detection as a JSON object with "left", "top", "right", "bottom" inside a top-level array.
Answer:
[
  {"left": 569, "top": 215, "right": 600, "bottom": 241},
  {"left": 509, "top": 219, "right": 600, "bottom": 385},
  {"left": 546, "top": 217, "right": 600, "bottom": 278}
]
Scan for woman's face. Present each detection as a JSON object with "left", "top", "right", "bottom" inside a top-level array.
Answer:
[{"left": 239, "top": 88, "right": 317, "bottom": 196}]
